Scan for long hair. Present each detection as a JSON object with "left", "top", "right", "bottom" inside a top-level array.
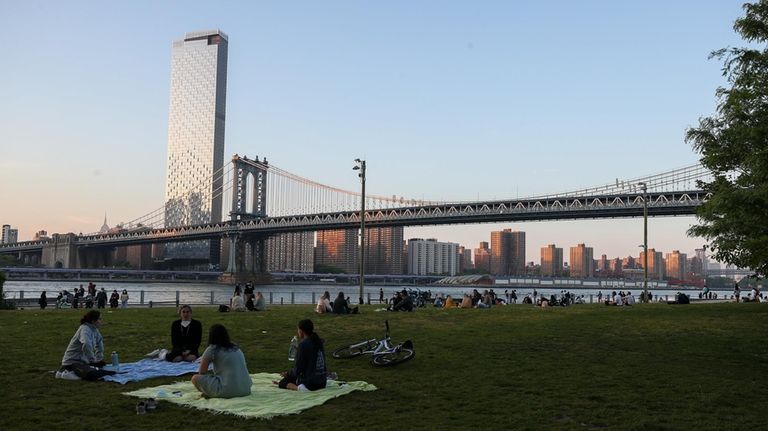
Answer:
[
  {"left": 81, "top": 310, "right": 101, "bottom": 325},
  {"left": 208, "top": 324, "right": 236, "bottom": 349},
  {"left": 298, "top": 319, "right": 322, "bottom": 347}
]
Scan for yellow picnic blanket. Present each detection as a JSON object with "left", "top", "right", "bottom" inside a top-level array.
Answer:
[{"left": 124, "top": 372, "right": 377, "bottom": 419}]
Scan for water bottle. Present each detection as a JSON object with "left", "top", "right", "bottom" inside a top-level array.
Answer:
[
  {"left": 111, "top": 351, "right": 120, "bottom": 371},
  {"left": 288, "top": 336, "right": 298, "bottom": 361}
]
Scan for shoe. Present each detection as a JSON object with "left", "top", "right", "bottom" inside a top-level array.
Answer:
[
  {"left": 158, "top": 349, "right": 168, "bottom": 361},
  {"left": 136, "top": 401, "right": 146, "bottom": 415},
  {"left": 57, "top": 370, "right": 82, "bottom": 381},
  {"left": 144, "top": 348, "right": 162, "bottom": 359}
]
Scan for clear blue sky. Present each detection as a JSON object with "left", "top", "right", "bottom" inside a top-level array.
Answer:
[{"left": 0, "top": 0, "right": 746, "bottom": 263}]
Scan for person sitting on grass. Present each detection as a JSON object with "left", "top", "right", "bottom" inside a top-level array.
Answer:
[
  {"left": 444, "top": 295, "right": 456, "bottom": 308},
  {"left": 191, "top": 324, "right": 252, "bottom": 399},
  {"left": 392, "top": 289, "right": 414, "bottom": 312},
  {"left": 254, "top": 291, "right": 267, "bottom": 311},
  {"left": 274, "top": 319, "right": 327, "bottom": 392},
  {"left": 230, "top": 292, "right": 246, "bottom": 312},
  {"left": 460, "top": 293, "right": 473, "bottom": 308},
  {"left": 316, "top": 291, "right": 333, "bottom": 314},
  {"left": 333, "top": 292, "right": 359, "bottom": 314},
  {"left": 433, "top": 294, "right": 444, "bottom": 308},
  {"left": 167, "top": 305, "right": 203, "bottom": 362},
  {"left": 58, "top": 310, "right": 116, "bottom": 380}
]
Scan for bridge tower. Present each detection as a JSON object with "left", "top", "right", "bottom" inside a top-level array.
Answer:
[{"left": 221, "top": 155, "right": 271, "bottom": 283}]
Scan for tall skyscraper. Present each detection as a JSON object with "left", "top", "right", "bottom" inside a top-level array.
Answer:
[
  {"left": 407, "top": 238, "right": 459, "bottom": 276},
  {"left": 365, "top": 227, "right": 404, "bottom": 275},
  {"left": 569, "top": 243, "right": 594, "bottom": 278},
  {"left": 164, "top": 29, "right": 229, "bottom": 262},
  {"left": 266, "top": 232, "right": 314, "bottom": 273},
  {"left": 315, "top": 229, "right": 359, "bottom": 273},
  {"left": 639, "top": 249, "right": 665, "bottom": 280},
  {"left": 490, "top": 229, "right": 526, "bottom": 276},
  {"left": 540, "top": 244, "right": 564, "bottom": 277},
  {"left": 458, "top": 246, "right": 473, "bottom": 273},
  {"left": 694, "top": 248, "right": 708, "bottom": 276},
  {"left": 665, "top": 250, "right": 688, "bottom": 281},
  {"left": 474, "top": 242, "right": 491, "bottom": 273},
  {"left": 1, "top": 225, "right": 9, "bottom": 244}
]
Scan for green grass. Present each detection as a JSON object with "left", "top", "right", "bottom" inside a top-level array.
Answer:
[{"left": 1, "top": 303, "right": 767, "bottom": 430}]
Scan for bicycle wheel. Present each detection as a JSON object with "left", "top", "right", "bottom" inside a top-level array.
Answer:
[
  {"left": 332, "top": 342, "right": 369, "bottom": 359},
  {"left": 371, "top": 347, "right": 414, "bottom": 367}
]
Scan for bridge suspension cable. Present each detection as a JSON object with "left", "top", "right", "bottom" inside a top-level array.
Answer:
[{"left": 110, "top": 159, "right": 711, "bottom": 232}]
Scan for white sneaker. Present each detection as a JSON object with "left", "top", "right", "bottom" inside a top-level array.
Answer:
[
  {"left": 157, "top": 349, "right": 168, "bottom": 361},
  {"left": 144, "top": 348, "right": 162, "bottom": 359},
  {"left": 297, "top": 384, "right": 310, "bottom": 392},
  {"left": 57, "top": 370, "right": 81, "bottom": 381}
]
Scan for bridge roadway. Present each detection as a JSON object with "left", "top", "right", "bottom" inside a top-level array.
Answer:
[{"left": 0, "top": 190, "right": 705, "bottom": 253}]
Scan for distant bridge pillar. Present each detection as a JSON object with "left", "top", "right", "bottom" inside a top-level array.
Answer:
[{"left": 229, "top": 155, "right": 268, "bottom": 222}]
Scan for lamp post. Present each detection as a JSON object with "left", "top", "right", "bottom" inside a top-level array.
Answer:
[
  {"left": 638, "top": 182, "right": 648, "bottom": 303},
  {"left": 353, "top": 159, "right": 366, "bottom": 305}
]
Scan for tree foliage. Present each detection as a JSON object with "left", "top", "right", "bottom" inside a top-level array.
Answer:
[{"left": 687, "top": 1, "right": 768, "bottom": 277}]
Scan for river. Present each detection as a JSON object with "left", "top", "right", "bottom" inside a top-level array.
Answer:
[{"left": 3, "top": 280, "right": 734, "bottom": 306}]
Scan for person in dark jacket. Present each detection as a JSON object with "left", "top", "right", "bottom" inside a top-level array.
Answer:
[
  {"left": 109, "top": 290, "right": 119, "bottom": 308},
  {"left": 38, "top": 291, "right": 48, "bottom": 310},
  {"left": 333, "top": 292, "right": 358, "bottom": 314},
  {"left": 167, "top": 305, "right": 203, "bottom": 362},
  {"left": 95, "top": 288, "right": 107, "bottom": 309},
  {"left": 274, "top": 319, "right": 327, "bottom": 391}
]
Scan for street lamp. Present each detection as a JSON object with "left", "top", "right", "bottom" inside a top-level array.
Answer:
[
  {"left": 353, "top": 159, "right": 366, "bottom": 305},
  {"left": 638, "top": 182, "right": 648, "bottom": 303}
]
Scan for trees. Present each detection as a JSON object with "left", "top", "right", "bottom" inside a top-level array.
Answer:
[{"left": 686, "top": 1, "right": 768, "bottom": 277}]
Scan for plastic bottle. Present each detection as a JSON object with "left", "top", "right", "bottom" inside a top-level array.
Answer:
[
  {"left": 111, "top": 351, "right": 120, "bottom": 371},
  {"left": 288, "top": 336, "right": 298, "bottom": 361}
]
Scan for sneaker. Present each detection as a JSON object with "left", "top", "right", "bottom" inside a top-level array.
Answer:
[
  {"left": 136, "top": 401, "right": 146, "bottom": 415},
  {"left": 144, "top": 348, "right": 162, "bottom": 359},
  {"left": 157, "top": 349, "right": 168, "bottom": 361},
  {"left": 57, "top": 370, "right": 82, "bottom": 381},
  {"left": 297, "top": 384, "right": 310, "bottom": 392}
]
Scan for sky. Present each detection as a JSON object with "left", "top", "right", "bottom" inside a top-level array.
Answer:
[{"left": 0, "top": 0, "right": 747, "bottom": 264}]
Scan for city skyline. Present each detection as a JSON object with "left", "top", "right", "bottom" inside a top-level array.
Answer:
[{"left": 0, "top": 1, "right": 746, "bottom": 262}]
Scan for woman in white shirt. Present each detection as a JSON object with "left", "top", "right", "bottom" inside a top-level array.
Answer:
[{"left": 315, "top": 291, "right": 332, "bottom": 314}]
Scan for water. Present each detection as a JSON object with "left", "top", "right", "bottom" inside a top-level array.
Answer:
[{"left": 3, "top": 280, "right": 734, "bottom": 306}]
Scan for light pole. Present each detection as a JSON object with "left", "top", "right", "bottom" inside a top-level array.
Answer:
[
  {"left": 638, "top": 181, "right": 648, "bottom": 303},
  {"left": 353, "top": 159, "right": 366, "bottom": 305}
]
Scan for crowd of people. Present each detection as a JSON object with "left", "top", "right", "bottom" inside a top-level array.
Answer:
[
  {"left": 39, "top": 283, "right": 126, "bottom": 310},
  {"left": 58, "top": 306, "right": 328, "bottom": 398}
]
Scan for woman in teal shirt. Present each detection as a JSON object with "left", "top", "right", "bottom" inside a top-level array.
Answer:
[{"left": 191, "top": 324, "right": 252, "bottom": 398}]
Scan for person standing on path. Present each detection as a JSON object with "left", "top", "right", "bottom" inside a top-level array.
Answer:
[
  {"left": 38, "top": 291, "right": 48, "bottom": 310},
  {"left": 734, "top": 283, "right": 741, "bottom": 303},
  {"left": 120, "top": 289, "right": 129, "bottom": 308}
]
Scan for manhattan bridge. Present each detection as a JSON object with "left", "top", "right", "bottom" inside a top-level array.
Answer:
[{"left": 0, "top": 154, "right": 711, "bottom": 274}]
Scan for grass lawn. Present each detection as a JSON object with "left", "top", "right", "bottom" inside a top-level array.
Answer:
[{"left": 1, "top": 302, "right": 766, "bottom": 430}]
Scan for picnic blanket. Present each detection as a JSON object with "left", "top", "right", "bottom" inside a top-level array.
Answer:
[
  {"left": 124, "top": 372, "right": 377, "bottom": 419},
  {"left": 103, "top": 359, "right": 203, "bottom": 384}
]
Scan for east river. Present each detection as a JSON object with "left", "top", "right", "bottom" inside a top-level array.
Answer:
[{"left": 4, "top": 280, "right": 732, "bottom": 307}]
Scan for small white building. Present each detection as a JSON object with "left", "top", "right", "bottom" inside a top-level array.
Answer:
[{"left": 407, "top": 238, "right": 459, "bottom": 276}]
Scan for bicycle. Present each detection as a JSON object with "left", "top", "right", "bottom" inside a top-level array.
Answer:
[{"left": 332, "top": 320, "right": 415, "bottom": 367}]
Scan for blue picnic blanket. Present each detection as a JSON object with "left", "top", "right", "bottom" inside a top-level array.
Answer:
[{"left": 103, "top": 359, "right": 204, "bottom": 384}]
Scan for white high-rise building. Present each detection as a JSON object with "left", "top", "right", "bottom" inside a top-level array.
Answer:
[
  {"left": 164, "top": 30, "right": 228, "bottom": 261},
  {"left": 407, "top": 238, "right": 459, "bottom": 276}
]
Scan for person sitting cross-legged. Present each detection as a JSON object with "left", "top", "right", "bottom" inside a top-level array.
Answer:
[
  {"left": 274, "top": 319, "right": 327, "bottom": 392},
  {"left": 167, "top": 305, "right": 203, "bottom": 362}
]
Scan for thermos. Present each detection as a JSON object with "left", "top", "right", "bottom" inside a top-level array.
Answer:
[{"left": 288, "top": 336, "right": 298, "bottom": 361}]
